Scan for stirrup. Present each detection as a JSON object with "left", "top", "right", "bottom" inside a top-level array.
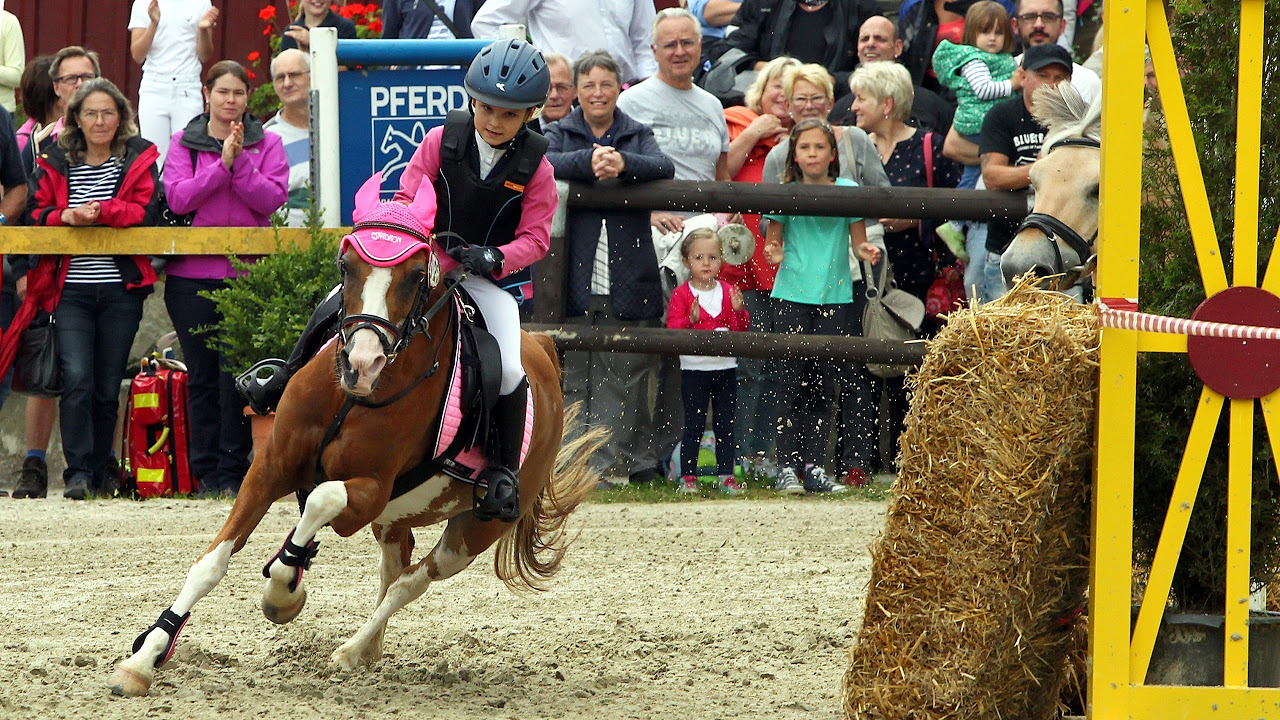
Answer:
[
  {"left": 473, "top": 466, "right": 520, "bottom": 522},
  {"left": 236, "top": 358, "right": 288, "bottom": 415}
]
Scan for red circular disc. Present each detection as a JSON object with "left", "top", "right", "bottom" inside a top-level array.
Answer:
[{"left": 1186, "top": 286, "right": 1280, "bottom": 399}]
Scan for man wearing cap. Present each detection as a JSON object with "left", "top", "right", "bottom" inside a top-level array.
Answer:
[{"left": 975, "top": 43, "right": 1072, "bottom": 300}]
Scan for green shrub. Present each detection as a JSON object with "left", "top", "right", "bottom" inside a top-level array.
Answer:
[
  {"left": 1133, "top": 0, "right": 1280, "bottom": 611},
  {"left": 200, "top": 217, "right": 340, "bottom": 375}
]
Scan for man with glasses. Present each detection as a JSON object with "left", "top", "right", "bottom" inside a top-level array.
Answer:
[
  {"left": 263, "top": 49, "right": 313, "bottom": 227},
  {"left": 1010, "top": 0, "right": 1097, "bottom": 102},
  {"left": 471, "top": 0, "right": 657, "bottom": 85},
  {"left": 23, "top": 47, "right": 101, "bottom": 176},
  {"left": 529, "top": 53, "right": 575, "bottom": 133},
  {"left": 717, "top": 0, "right": 882, "bottom": 100}
]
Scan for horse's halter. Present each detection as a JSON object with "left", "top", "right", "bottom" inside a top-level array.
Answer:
[
  {"left": 1014, "top": 136, "right": 1100, "bottom": 291},
  {"left": 337, "top": 225, "right": 456, "bottom": 364}
]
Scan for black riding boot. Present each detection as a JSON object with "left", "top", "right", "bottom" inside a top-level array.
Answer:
[
  {"left": 236, "top": 288, "right": 344, "bottom": 414},
  {"left": 473, "top": 378, "right": 529, "bottom": 522}
]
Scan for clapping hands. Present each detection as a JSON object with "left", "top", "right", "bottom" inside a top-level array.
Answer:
[{"left": 222, "top": 121, "right": 244, "bottom": 169}]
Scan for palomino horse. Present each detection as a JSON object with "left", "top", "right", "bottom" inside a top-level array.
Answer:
[
  {"left": 999, "top": 81, "right": 1101, "bottom": 299},
  {"left": 107, "top": 177, "right": 602, "bottom": 697}
]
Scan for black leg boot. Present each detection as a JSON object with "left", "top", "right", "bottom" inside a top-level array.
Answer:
[
  {"left": 236, "top": 288, "right": 344, "bottom": 414},
  {"left": 473, "top": 378, "right": 529, "bottom": 523}
]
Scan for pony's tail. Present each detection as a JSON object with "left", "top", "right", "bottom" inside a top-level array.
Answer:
[{"left": 494, "top": 402, "right": 607, "bottom": 591}]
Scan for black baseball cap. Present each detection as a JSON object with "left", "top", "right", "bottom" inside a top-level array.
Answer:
[{"left": 1022, "top": 43, "right": 1074, "bottom": 72}]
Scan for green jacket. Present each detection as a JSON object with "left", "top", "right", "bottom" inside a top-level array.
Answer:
[{"left": 931, "top": 40, "right": 1017, "bottom": 135}]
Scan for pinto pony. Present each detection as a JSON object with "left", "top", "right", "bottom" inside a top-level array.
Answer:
[
  {"left": 107, "top": 177, "right": 602, "bottom": 697},
  {"left": 999, "top": 81, "right": 1101, "bottom": 299}
]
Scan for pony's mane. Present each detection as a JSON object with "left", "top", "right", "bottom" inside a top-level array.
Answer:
[{"left": 1033, "top": 81, "right": 1102, "bottom": 149}]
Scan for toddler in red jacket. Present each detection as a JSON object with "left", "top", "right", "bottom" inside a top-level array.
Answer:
[{"left": 666, "top": 229, "right": 751, "bottom": 494}]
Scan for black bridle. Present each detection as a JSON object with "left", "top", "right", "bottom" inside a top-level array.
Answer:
[{"left": 1014, "top": 136, "right": 1100, "bottom": 291}]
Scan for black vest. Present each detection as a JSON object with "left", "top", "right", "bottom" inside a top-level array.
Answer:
[{"left": 433, "top": 110, "right": 549, "bottom": 304}]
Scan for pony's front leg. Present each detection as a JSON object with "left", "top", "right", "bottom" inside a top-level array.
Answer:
[
  {"left": 331, "top": 514, "right": 502, "bottom": 670},
  {"left": 360, "top": 524, "right": 415, "bottom": 663}
]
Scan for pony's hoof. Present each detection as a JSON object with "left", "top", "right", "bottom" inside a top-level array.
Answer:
[
  {"left": 262, "top": 583, "right": 307, "bottom": 625},
  {"left": 106, "top": 666, "right": 152, "bottom": 697},
  {"left": 330, "top": 639, "right": 378, "bottom": 671}
]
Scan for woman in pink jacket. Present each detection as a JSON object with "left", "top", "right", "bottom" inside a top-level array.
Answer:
[
  {"left": 163, "top": 59, "right": 288, "bottom": 498},
  {"left": 666, "top": 228, "right": 750, "bottom": 495}
]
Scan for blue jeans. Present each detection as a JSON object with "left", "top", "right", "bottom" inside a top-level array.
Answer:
[
  {"left": 734, "top": 289, "right": 777, "bottom": 460},
  {"left": 983, "top": 250, "right": 1008, "bottom": 303},
  {"left": 679, "top": 368, "right": 736, "bottom": 476},
  {"left": 165, "top": 276, "right": 252, "bottom": 493},
  {"left": 54, "top": 282, "right": 144, "bottom": 483}
]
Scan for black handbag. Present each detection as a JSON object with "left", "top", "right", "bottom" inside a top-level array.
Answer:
[{"left": 12, "top": 312, "right": 62, "bottom": 397}]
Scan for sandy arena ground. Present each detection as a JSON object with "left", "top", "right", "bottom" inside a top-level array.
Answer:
[{"left": 0, "top": 494, "right": 887, "bottom": 719}]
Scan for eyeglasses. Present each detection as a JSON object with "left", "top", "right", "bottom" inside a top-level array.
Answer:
[
  {"left": 658, "top": 38, "right": 699, "bottom": 52},
  {"left": 549, "top": 82, "right": 574, "bottom": 94},
  {"left": 55, "top": 73, "right": 98, "bottom": 86},
  {"left": 79, "top": 109, "right": 118, "bottom": 123},
  {"left": 272, "top": 70, "right": 310, "bottom": 84},
  {"left": 579, "top": 81, "right": 618, "bottom": 93},
  {"left": 1016, "top": 11, "right": 1062, "bottom": 23},
  {"left": 791, "top": 95, "right": 829, "bottom": 107}
]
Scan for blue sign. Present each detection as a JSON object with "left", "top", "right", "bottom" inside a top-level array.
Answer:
[{"left": 337, "top": 68, "right": 468, "bottom": 223}]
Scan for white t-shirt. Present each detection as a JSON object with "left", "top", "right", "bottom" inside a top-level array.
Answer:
[
  {"left": 128, "top": 0, "right": 211, "bottom": 81},
  {"left": 616, "top": 78, "right": 730, "bottom": 182},
  {"left": 263, "top": 114, "right": 310, "bottom": 227}
]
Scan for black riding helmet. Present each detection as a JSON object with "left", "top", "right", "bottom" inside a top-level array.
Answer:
[{"left": 464, "top": 38, "right": 551, "bottom": 110}]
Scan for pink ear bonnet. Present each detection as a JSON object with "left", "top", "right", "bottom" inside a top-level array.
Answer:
[{"left": 339, "top": 173, "right": 439, "bottom": 267}]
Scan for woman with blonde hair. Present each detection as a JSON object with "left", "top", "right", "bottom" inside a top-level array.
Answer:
[
  {"left": 721, "top": 55, "right": 797, "bottom": 472},
  {"left": 23, "top": 78, "right": 162, "bottom": 499}
]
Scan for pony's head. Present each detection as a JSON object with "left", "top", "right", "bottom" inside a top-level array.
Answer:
[
  {"left": 336, "top": 174, "right": 443, "bottom": 397},
  {"left": 999, "top": 81, "right": 1101, "bottom": 298}
]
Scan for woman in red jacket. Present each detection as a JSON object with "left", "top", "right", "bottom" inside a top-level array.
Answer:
[{"left": 24, "top": 77, "right": 160, "bottom": 500}]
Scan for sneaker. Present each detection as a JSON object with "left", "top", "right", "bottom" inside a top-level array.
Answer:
[
  {"left": 677, "top": 475, "right": 699, "bottom": 494},
  {"left": 935, "top": 222, "right": 969, "bottom": 263},
  {"left": 720, "top": 475, "right": 744, "bottom": 495},
  {"left": 64, "top": 473, "right": 91, "bottom": 501},
  {"left": 804, "top": 465, "right": 849, "bottom": 494},
  {"left": 774, "top": 467, "right": 804, "bottom": 495},
  {"left": 13, "top": 456, "right": 48, "bottom": 499},
  {"left": 841, "top": 467, "right": 869, "bottom": 487}
]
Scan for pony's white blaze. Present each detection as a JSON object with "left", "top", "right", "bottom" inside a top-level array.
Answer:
[{"left": 345, "top": 267, "right": 394, "bottom": 394}]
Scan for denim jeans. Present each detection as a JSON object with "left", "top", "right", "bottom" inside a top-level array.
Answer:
[
  {"left": 679, "top": 368, "right": 736, "bottom": 476},
  {"left": 772, "top": 299, "right": 848, "bottom": 471},
  {"left": 165, "top": 276, "right": 252, "bottom": 493},
  {"left": 54, "top": 282, "right": 144, "bottom": 483}
]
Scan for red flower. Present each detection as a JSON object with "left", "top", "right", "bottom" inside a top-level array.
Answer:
[
  {"left": 247, "top": 69, "right": 257, "bottom": 80},
  {"left": 348, "top": 3, "right": 367, "bottom": 13},
  {"left": 368, "top": 18, "right": 382, "bottom": 34},
  {"left": 258, "top": 5, "right": 276, "bottom": 21},
  {"left": 247, "top": 50, "right": 261, "bottom": 62},
  {"left": 263, "top": 26, "right": 273, "bottom": 35}
]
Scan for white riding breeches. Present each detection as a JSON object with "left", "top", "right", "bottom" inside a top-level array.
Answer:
[
  {"left": 138, "top": 75, "right": 204, "bottom": 168},
  {"left": 461, "top": 277, "right": 525, "bottom": 395}
]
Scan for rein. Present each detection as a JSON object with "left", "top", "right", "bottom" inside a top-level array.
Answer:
[{"left": 1014, "top": 135, "right": 1100, "bottom": 293}]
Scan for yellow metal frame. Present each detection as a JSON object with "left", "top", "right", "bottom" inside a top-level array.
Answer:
[{"left": 1092, "top": 0, "right": 1280, "bottom": 716}]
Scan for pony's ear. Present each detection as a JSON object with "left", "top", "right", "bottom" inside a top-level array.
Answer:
[
  {"left": 408, "top": 183, "right": 437, "bottom": 232},
  {"left": 352, "top": 173, "right": 384, "bottom": 223}
]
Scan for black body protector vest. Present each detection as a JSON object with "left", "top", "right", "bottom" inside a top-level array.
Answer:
[{"left": 432, "top": 110, "right": 550, "bottom": 304}]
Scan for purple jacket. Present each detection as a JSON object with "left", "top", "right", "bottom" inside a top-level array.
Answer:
[{"left": 163, "top": 113, "right": 290, "bottom": 279}]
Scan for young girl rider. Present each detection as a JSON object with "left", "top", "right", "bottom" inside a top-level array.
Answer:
[{"left": 238, "top": 38, "right": 555, "bottom": 523}]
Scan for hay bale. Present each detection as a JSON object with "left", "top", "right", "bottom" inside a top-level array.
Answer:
[{"left": 843, "top": 280, "right": 1099, "bottom": 720}]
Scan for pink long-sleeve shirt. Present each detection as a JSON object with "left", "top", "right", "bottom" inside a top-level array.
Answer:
[{"left": 392, "top": 125, "right": 556, "bottom": 281}]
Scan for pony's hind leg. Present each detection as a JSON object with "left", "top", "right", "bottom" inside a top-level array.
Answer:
[
  {"left": 364, "top": 524, "right": 414, "bottom": 662},
  {"left": 331, "top": 515, "right": 503, "bottom": 670},
  {"left": 261, "top": 480, "right": 351, "bottom": 624}
]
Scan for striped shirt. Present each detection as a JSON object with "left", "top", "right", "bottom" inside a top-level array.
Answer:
[{"left": 65, "top": 159, "right": 125, "bottom": 284}]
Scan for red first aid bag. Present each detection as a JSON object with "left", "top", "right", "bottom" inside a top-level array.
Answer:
[{"left": 121, "top": 356, "right": 196, "bottom": 497}]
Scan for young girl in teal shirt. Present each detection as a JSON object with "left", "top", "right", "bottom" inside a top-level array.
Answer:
[{"left": 763, "top": 119, "right": 882, "bottom": 495}]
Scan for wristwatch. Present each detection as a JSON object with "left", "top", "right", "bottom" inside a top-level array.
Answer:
[{"left": 483, "top": 247, "right": 502, "bottom": 272}]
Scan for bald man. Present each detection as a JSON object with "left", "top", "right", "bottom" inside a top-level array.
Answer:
[{"left": 828, "top": 16, "right": 956, "bottom": 134}]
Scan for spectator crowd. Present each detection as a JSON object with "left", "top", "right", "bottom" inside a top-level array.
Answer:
[{"left": 0, "top": 0, "right": 1106, "bottom": 499}]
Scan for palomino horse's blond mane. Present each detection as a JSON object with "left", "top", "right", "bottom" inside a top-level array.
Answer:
[{"left": 1032, "top": 81, "right": 1102, "bottom": 152}]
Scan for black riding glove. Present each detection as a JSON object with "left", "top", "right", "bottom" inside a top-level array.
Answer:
[{"left": 447, "top": 245, "right": 504, "bottom": 276}]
